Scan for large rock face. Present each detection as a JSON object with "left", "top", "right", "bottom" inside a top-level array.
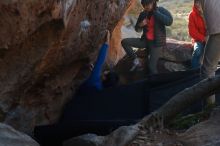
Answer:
[{"left": 0, "top": 0, "right": 135, "bottom": 133}]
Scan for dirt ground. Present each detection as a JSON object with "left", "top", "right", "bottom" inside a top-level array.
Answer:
[{"left": 129, "top": 128, "right": 183, "bottom": 146}]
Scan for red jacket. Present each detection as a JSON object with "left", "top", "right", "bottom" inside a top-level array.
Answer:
[{"left": 188, "top": 6, "right": 206, "bottom": 43}]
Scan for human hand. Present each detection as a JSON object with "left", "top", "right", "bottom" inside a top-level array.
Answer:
[
  {"left": 105, "top": 30, "right": 110, "bottom": 44},
  {"left": 139, "top": 19, "right": 148, "bottom": 27}
]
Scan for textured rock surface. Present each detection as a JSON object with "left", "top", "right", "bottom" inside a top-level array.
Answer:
[
  {"left": 180, "top": 107, "right": 220, "bottom": 146},
  {"left": 63, "top": 134, "right": 105, "bottom": 146},
  {"left": 63, "top": 125, "right": 139, "bottom": 146},
  {"left": 162, "top": 38, "right": 193, "bottom": 62},
  {"left": 0, "top": 123, "right": 39, "bottom": 146},
  {"left": 106, "top": 2, "right": 137, "bottom": 66},
  {"left": 0, "top": 0, "right": 135, "bottom": 133}
]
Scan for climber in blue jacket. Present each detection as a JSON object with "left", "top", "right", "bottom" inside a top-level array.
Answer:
[{"left": 78, "top": 30, "right": 119, "bottom": 92}]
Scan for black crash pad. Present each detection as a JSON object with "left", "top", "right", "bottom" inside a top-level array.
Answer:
[{"left": 34, "top": 69, "right": 220, "bottom": 146}]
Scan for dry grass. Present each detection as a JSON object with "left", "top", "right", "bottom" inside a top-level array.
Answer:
[{"left": 127, "top": 0, "right": 194, "bottom": 41}]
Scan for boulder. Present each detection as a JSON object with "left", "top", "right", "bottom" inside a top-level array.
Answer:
[
  {"left": 0, "top": 0, "right": 136, "bottom": 132},
  {"left": 63, "top": 125, "right": 139, "bottom": 146},
  {"left": 162, "top": 38, "right": 193, "bottom": 62},
  {"left": 0, "top": 123, "right": 39, "bottom": 146}
]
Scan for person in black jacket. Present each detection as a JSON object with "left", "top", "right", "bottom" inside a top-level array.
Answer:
[{"left": 121, "top": 0, "right": 173, "bottom": 74}]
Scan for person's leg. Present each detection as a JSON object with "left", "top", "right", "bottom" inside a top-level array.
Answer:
[
  {"left": 121, "top": 38, "right": 147, "bottom": 59},
  {"left": 191, "top": 42, "right": 205, "bottom": 68},
  {"left": 148, "top": 44, "right": 162, "bottom": 74},
  {"left": 201, "top": 33, "right": 220, "bottom": 104}
]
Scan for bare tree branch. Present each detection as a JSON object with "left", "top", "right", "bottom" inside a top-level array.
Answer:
[{"left": 102, "top": 75, "right": 220, "bottom": 146}]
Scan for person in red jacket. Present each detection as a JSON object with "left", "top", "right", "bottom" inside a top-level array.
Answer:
[{"left": 188, "top": 0, "right": 206, "bottom": 68}]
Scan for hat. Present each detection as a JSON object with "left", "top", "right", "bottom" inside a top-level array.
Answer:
[{"left": 141, "top": 0, "right": 157, "bottom": 5}]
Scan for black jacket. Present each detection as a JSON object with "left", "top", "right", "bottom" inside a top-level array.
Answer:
[{"left": 135, "top": 7, "right": 173, "bottom": 47}]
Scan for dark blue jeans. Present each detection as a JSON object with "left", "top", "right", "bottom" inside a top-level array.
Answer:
[{"left": 191, "top": 42, "right": 205, "bottom": 68}]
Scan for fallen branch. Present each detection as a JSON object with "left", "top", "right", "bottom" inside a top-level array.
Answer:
[
  {"left": 64, "top": 75, "right": 220, "bottom": 146},
  {"left": 104, "top": 75, "right": 220, "bottom": 146}
]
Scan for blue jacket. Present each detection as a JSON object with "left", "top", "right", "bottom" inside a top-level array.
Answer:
[{"left": 80, "top": 43, "right": 109, "bottom": 91}]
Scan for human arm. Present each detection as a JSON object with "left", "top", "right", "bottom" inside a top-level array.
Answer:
[
  {"left": 154, "top": 7, "right": 173, "bottom": 26},
  {"left": 86, "top": 31, "right": 110, "bottom": 89},
  {"left": 188, "top": 13, "right": 206, "bottom": 42},
  {"left": 135, "top": 12, "right": 147, "bottom": 32}
]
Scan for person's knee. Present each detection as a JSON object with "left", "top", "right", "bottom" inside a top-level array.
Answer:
[
  {"left": 195, "top": 42, "right": 204, "bottom": 47},
  {"left": 193, "top": 48, "right": 202, "bottom": 57},
  {"left": 192, "top": 47, "right": 203, "bottom": 57},
  {"left": 121, "top": 39, "right": 129, "bottom": 47},
  {"left": 193, "top": 43, "right": 204, "bottom": 56}
]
